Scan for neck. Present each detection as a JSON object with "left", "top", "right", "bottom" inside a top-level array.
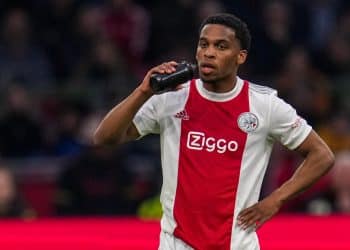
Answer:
[{"left": 202, "top": 75, "right": 237, "bottom": 93}]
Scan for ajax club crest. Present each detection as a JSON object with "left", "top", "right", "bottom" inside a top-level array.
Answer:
[{"left": 238, "top": 112, "right": 259, "bottom": 133}]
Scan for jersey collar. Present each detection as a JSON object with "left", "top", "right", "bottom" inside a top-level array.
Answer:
[{"left": 196, "top": 77, "right": 244, "bottom": 102}]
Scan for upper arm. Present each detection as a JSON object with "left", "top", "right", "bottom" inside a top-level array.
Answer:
[
  {"left": 132, "top": 95, "right": 161, "bottom": 137},
  {"left": 95, "top": 122, "right": 141, "bottom": 146},
  {"left": 291, "top": 129, "right": 335, "bottom": 183},
  {"left": 295, "top": 130, "right": 333, "bottom": 159}
]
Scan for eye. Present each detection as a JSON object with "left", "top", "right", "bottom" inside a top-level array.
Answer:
[
  {"left": 216, "top": 43, "right": 227, "bottom": 50},
  {"left": 198, "top": 41, "right": 208, "bottom": 48}
]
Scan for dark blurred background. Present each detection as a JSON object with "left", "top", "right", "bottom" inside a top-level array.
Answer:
[{"left": 0, "top": 0, "right": 349, "bottom": 219}]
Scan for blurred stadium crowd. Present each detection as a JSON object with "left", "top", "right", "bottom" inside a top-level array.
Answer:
[{"left": 0, "top": 0, "right": 349, "bottom": 218}]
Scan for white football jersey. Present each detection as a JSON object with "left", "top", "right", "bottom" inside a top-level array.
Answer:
[{"left": 133, "top": 77, "right": 312, "bottom": 250}]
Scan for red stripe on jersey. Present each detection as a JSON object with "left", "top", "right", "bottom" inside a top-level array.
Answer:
[{"left": 173, "top": 79, "right": 249, "bottom": 249}]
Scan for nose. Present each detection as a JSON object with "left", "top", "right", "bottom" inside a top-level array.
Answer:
[{"left": 204, "top": 45, "right": 215, "bottom": 58}]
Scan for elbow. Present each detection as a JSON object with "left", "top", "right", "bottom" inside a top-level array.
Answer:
[
  {"left": 323, "top": 148, "right": 335, "bottom": 173},
  {"left": 93, "top": 128, "right": 123, "bottom": 146},
  {"left": 93, "top": 129, "right": 106, "bottom": 146}
]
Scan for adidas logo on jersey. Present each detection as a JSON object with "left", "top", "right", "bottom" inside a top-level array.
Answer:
[{"left": 174, "top": 110, "right": 189, "bottom": 120}]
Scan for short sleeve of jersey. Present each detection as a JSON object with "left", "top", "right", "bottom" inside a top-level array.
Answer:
[
  {"left": 133, "top": 95, "right": 161, "bottom": 137},
  {"left": 269, "top": 93, "right": 312, "bottom": 150}
]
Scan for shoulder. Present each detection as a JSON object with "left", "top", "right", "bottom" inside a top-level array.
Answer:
[
  {"left": 245, "top": 81, "right": 279, "bottom": 108},
  {"left": 146, "top": 81, "right": 190, "bottom": 114},
  {"left": 245, "top": 81, "right": 283, "bottom": 113},
  {"left": 247, "top": 82, "right": 277, "bottom": 96},
  {"left": 158, "top": 81, "right": 191, "bottom": 100}
]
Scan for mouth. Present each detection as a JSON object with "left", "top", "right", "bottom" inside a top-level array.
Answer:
[{"left": 199, "top": 63, "right": 216, "bottom": 74}]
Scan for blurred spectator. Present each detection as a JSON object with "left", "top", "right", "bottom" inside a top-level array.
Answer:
[
  {"left": 54, "top": 146, "right": 135, "bottom": 215},
  {"left": 328, "top": 8, "right": 350, "bottom": 113},
  {"left": 306, "top": 150, "right": 350, "bottom": 215},
  {"left": 330, "top": 151, "right": 350, "bottom": 213},
  {"left": 249, "top": 0, "right": 294, "bottom": 79},
  {"left": 122, "top": 140, "right": 161, "bottom": 210},
  {"left": 103, "top": 0, "right": 150, "bottom": 76},
  {"left": 145, "top": 0, "right": 197, "bottom": 64},
  {"left": 274, "top": 46, "right": 333, "bottom": 125},
  {"left": 0, "top": 166, "right": 34, "bottom": 218},
  {"left": 222, "top": 1, "right": 262, "bottom": 30},
  {"left": 32, "top": 0, "right": 80, "bottom": 81},
  {"left": 0, "top": 85, "right": 44, "bottom": 157},
  {"left": 195, "top": 0, "right": 226, "bottom": 26},
  {"left": 77, "top": 111, "right": 104, "bottom": 147},
  {"left": 46, "top": 98, "right": 91, "bottom": 157},
  {"left": 312, "top": 7, "right": 350, "bottom": 77},
  {"left": 306, "top": 0, "right": 340, "bottom": 50},
  {"left": 0, "top": 8, "right": 53, "bottom": 88},
  {"left": 54, "top": 132, "right": 160, "bottom": 216},
  {"left": 317, "top": 113, "right": 350, "bottom": 153},
  {"left": 315, "top": 32, "right": 350, "bottom": 77},
  {"left": 72, "top": 37, "right": 137, "bottom": 106},
  {"left": 74, "top": 4, "right": 105, "bottom": 50}
]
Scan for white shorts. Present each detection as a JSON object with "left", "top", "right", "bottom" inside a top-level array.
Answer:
[
  {"left": 158, "top": 231, "right": 193, "bottom": 250},
  {"left": 158, "top": 230, "right": 260, "bottom": 250}
]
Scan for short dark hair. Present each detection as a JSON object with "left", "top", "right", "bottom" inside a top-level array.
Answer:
[{"left": 199, "top": 13, "right": 251, "bottom": 51}]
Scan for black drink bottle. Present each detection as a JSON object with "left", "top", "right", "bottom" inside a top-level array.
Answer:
[{"left": 150, "top": 61, "right": 197, "bottom": 94}]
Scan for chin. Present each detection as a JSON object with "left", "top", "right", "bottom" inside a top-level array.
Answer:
[{"left": 199, "top": 75, "right": 219, "bottom": 84}]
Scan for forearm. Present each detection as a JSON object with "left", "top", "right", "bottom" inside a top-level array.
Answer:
[
  {"left": 94, "top": 61, "right": 178, "bottom": 145},
  {"left": 93, "top": 87, "right": 152, "bottom": 145},
  {"left": 269, "top": 142, "right": 334, "bottom": 205}
]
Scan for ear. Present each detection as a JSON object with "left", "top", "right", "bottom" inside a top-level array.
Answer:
[{"left": 237, "top": 50, "right": 248, "bottom": 65}]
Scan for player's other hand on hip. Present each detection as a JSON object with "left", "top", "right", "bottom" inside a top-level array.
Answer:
[{"left": 237, "top": 197, "right": 282, "bottom": 231}]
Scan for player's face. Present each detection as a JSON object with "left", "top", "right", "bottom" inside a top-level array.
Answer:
[{"left": 196, "top": 24, "right": 247, "bottom": 84}]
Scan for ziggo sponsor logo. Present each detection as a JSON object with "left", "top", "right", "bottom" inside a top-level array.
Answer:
[{"left": 186, "top": 131, "right": 239, "bottom": 154}]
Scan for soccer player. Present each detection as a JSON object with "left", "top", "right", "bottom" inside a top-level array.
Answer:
[{"left": 94, "top": 13, "right": 334, "bottom": 250}]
